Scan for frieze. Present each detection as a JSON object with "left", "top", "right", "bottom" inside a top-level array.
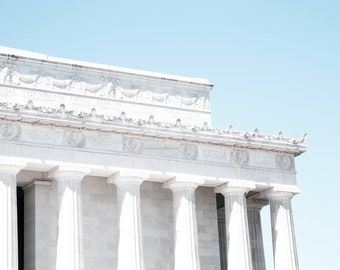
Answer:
[
  {"left": 86, "top": 133, "right": 119, "bottom": 149},
  {"left": 179, "top": 143, "right": 198, "bottom": 160},
  {"left": 0, "top": 64, "right": 210, "bottom": 111},
  {"left": 123, "top": 137, "right": 144, "bottom": 154},
  {"left": 230, "top": 149, "right": 249, "bottom": 165},
  {"left": 63, "top": 131, "right": 86, "bottom": 148},
  {"left": 151, "top": 92, "right": 168, "bottom": 104},
  {"left": 0, "top": 117, "right": 304, "bottom": 173},
  {"left": 201, "top": 148, "right": 226, "bottom": 161},
  {"left": 116, "top": 85, "right": 140, "bottom": 100},
  {"left": 27, "top": 127, "right": 52, "bottom": 142},
  {"left": 141, "top": 139, "right": 179, "bottom": 157},
  {"left": 275, "top": 154, "right": 294, "bottom": 170},
  {"left": 85, "top": 79, "right": 116, "bottom": 97},
  {"left": 0, "top": 123, "right": 21, "bottom": 140}
]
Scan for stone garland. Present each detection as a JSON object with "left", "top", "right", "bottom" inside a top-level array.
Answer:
[{"left": 0, "top": 65, "right": 209, "bottom": 110}]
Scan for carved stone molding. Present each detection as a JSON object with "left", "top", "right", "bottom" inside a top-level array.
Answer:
[{"left": 230, "top": 149, "right": 249, "bottom": 165}]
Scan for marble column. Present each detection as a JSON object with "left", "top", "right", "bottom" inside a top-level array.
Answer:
[
  {"left": 165, "top": 180, "right": 200, "bottom": 270},
  {"left": 247, "top": 199, "right": 267, "bottom": 270},
  {"left": 215, "top": 182, "right": 255, "bottom": 270},
  {"left": 267, "top": 190, "right": 299, "bottom": 270},
  {"left": 110, "top": 176, "right": 145, "bottom": 270},
  {"left": 49, "top": 167, "right": 87, "bottom": 270},
  {"left": 0, "top": 163, "right": 24, "bottom": 270}
]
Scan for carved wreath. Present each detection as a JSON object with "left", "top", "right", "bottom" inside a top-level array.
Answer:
[{"left": 230, "top": 149, "right": 249, "bottom": 165}]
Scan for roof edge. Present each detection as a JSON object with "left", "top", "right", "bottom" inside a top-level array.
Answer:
[{"left": 0, "top": 46, "right": 213, "bottom": 88}]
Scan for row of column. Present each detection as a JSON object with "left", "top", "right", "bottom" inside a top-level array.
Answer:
[
  {"left": 216, "top": 182, "right": 299, "bottom": 270},
  {"left": 0, "top": 164, "right": 299, "bottom": 270}
]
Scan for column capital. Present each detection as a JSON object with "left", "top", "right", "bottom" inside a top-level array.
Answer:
[
  {"left": 163, "top": 176, "right": 203, "bottom": 191},
  {"left": 261, "top": 184, "right": 300, "bottom": 200},
  {"left": 0, "top": 158, "right": 26, "bottom": 175},
  {"left": 214, "top": 180, "right": 256, "bottom": 195},
  {"left": 48, "top": 165, "right": 90, "bottom": 181},
  {"left": 107, "top": 170, "right": 148, "bottom": 186}
]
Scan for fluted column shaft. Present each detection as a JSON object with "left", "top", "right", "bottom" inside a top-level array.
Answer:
[
  {"left": 0, "top": 165, "right": 23, "bottom": 270},
  {"left": 216, "top": 183, "right": 254, "bottom": 270},
  {"left": 167, "top": 181, "right": 200, "bottom": 270},
  {"left": 268, "top": 192, "right": 299, "bottom": 270},
  {"left": 247, "top": 199, "right": 266, "bottom": 270},
  {"left": 50, "top": 169, "right": 86, "bottom": 270},
  {"left": 114, "top": 177, "right": 144, "bottom": 270}
]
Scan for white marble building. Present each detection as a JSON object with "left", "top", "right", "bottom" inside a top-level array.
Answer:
[{"left": 0, "top": 46, "right": 306, "bottom": 270}]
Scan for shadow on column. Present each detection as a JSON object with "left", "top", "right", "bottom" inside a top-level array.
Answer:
[
  {"left": 216, "top": 193, "right": 227, "bottom": 270},
  {"left": 17, "top": 187, "right": 24, "bottom": 270}
]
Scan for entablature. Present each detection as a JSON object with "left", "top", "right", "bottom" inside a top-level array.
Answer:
[
  {"left": 0, "top": 46, "right": 306, "bottom": 191},
  {"left": 0, "top": 100, "right": 306, "bottom": 156},
  {"left": 0, "top": 108, "right": 304, "bottom": 188}
]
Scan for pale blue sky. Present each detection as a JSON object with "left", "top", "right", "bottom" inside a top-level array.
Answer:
[{"left": 1, "top": 1, "right": 339, "bottom": 269}]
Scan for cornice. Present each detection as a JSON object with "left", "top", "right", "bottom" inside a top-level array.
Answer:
[{"left": 0, "top": 101, "right": 307, "bottom": 156}]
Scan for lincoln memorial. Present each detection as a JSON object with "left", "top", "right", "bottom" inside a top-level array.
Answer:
[{"left": 0, "top": 47, "right": 306, "bottom": 270}]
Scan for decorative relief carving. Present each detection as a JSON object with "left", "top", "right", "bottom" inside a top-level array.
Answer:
[
  {"left": 63, "top": 131, "right": 85, "bottom": 148},
  {"left": 0, "top": 65, "right": 210, "bottom": 110},
  {"left": 85, "top": 79, "right": 116, "bottom": 97},
  {"left": 0, "top": 123, "right": 21, "bottom": 140},
  {"left": 0, "top": 66, "right": 11, "bottom": 83},
  {"left": 123, "top": 137, "right": 143, "bottom": 154},
  {"left": 52, "top": 78, "right": 73, "bottom": 90},
  {"left": 152, "top": 92, "right": 169, "bottom": 103},
  {"left": 275, "top": 154, "right": 294, "bottom": 170},
  {"left": 166, "top": 93, "right": 181, "bottom": 106},
  {"left": 181, "top": 96, "right": 197, "bottom": 106},
  {"left": 230, "top": 149, "right": 249, "bottom": 165},
  {"left": 179, "top": 143, "right": 198, "bottom": 160},
  {"left": 14, "top": 72, "right": 41, "bottom": 85},
  {"left": 118, "top": 86, "right": 140, "bottom": 99}
]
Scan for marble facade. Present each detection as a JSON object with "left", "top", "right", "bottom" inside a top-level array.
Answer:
[{"left": 0, "top": 46, "right": 306, "bottom": 270}]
